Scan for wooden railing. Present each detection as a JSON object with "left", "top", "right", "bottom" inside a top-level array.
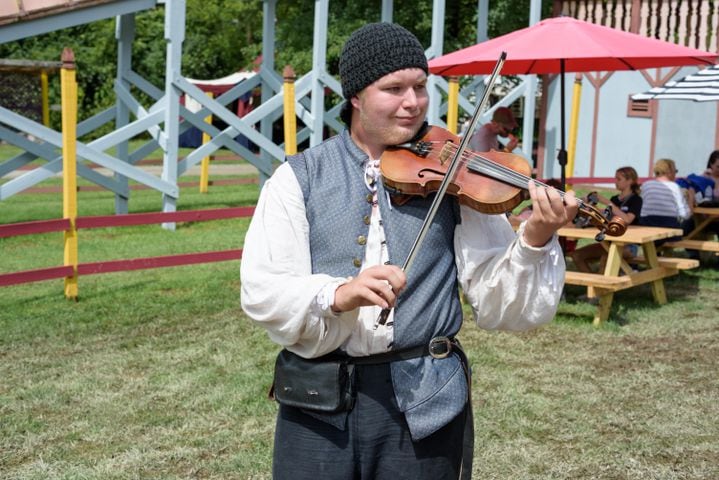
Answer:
[
  {"left": 554, "top": 0, "right": 719, "bottom": 53},
  {"left": 0, "top": 206, "right": 254, "bottom": 289}
]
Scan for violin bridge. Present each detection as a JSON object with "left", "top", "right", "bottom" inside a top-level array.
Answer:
[{"left": 439, "top": 142, "right": 453, "bottom": 165}]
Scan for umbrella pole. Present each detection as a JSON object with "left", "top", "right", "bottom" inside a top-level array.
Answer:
[{"left": 558, "top": 59, "right": 567, "bottom": 189}]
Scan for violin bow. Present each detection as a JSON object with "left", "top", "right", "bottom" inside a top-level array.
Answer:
[{"left": 377, "top": 51, "right": 508, "bottom": 326}]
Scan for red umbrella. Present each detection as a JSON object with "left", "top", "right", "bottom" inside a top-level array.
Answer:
[{"left": 428, "top": 16, "right": 718, "bottom": 186}]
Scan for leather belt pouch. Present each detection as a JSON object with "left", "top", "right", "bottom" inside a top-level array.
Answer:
[{"left": 272, "top": 349, "right": 355, "bottom": 413}]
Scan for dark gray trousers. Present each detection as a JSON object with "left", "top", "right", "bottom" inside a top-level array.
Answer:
[{"left": 272, "top": 362, "right": 468, "bottom": 480}]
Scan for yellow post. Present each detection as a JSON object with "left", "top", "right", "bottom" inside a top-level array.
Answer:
[
  {"left": 283, "top": 65, "right": 297, "bottom": 155},
  {"left": 447, "top": 76, "right": 459, "bottom": 135},
  {"left": 60, "top": 48, "right": 79, "bottom": 300},
  {"left": 199, "top": 91, "right": 214, "bottom": 193},
  {"left": 567, "top": 73, "right": 583, "bottom": 188},
  {"left": 41, "top": 70, "right": 50, "bottom": 127}
]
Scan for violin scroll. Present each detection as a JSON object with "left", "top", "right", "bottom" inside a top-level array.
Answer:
[{"left": 575, "top": 202, "right": 627, "bottom": 241}]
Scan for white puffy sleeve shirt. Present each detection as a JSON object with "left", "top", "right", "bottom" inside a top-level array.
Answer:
[{"left": 240, "top": 162, "right": 566, "bottom": 358}]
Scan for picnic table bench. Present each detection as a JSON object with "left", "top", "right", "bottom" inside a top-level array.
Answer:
[
  {"left": 632, "top": 256, "right": 701, "bottom": 270},
  {"left": 560, "top": 225, "right": 698, "bottom": 325},
  {"left": 564, "top": 271, "right": 630, "bottom": 290},
  {"left": 661, "top": 206, "right": 719, "bottom": 258},
  {"left": 662, "top": 239, "right": 719, "bottom": 253}
]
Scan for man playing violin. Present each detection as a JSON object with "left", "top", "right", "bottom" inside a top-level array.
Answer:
[{"left": 241, "top": 22, "right": 578, "bottom": 480}]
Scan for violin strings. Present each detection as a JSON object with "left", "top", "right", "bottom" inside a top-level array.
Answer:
[
  {"left": 433, "top": 142, "right": 538, "bottom": 187},
  {"left": 430, "top": 142, "right": 591, "bottom": 209}
]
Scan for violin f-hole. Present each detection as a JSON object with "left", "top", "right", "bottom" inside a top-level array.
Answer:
[{"left": 418, "top": 167, "right": 447, "bottom": 178}]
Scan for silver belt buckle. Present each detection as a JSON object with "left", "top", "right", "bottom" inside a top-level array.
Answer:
[{"left": 428, "top": 336, "right": 452, "bottom": 359}]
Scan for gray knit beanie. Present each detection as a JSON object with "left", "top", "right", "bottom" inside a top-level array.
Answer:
[{"left": 339, "top": 22, "right": 428, "bottom": 100}]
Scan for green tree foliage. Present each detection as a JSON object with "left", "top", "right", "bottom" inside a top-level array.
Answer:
[
  {"left": 488, "top": 0, "right": 553, "bottom": 38},
  {"left": 183, "top": 0, "right": 264, "bottom": 78},
  {"left": 0, "top": 20, "right": 117, "bottom": 126},
  {"left": 0, "top": 0, "right": 550, "bottom": 124}
]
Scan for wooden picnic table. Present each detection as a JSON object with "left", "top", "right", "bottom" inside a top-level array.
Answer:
[
  {"left": 559, "top": 225, "right": 699, "bottom": 325},
  {"left": 662, "top": 206, "right": 719, "bottom": 255}
]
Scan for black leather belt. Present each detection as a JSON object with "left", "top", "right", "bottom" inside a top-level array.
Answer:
[{"left": 349, "top": 336, "right": 457, "bottom": 365}]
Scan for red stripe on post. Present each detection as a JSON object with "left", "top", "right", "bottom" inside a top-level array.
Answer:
[
  {"left": 0, "top": 219, "right": 71, "bottom": 238},
  {"left": 21, "top": 177, "right": 258, "bottom": 195},
  {"left": 0, "top": 266, "right": 74, "bottom": 286},
  {"left": 77, "top": 249, "right": 243, "bottom": 275},
  {"left": 75, "top": 207, "right": 255, "bottom": 229},
  {"left": 563, "top": 177, "right": 652, "bottom": 185}
]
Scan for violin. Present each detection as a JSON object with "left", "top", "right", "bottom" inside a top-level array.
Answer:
[{"left": 380, "top": 125, "right": 627, "bottom": 240}]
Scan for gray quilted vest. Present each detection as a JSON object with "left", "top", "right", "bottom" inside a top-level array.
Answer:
[{"left": 288, "top": 129, "right": 468, "bottom": 440}]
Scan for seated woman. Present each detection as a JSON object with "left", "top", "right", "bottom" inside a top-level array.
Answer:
[
  {"left": 687, "top": 150, "right": 719, "bottom": 236},
  {"left": 639, "top": 158, "right": 693, "bottom": 243},
  {"left": 570, "top": 167, "right": 642, "bottom": 273},
  {"left": 677, "top": 150, "right": 716, "bottom": 207},
  {"left": 701, "top": 150, "right": 719, "bottom": 203}
]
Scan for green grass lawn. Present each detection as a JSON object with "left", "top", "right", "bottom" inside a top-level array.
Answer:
[{"left": 1, "top": 169, "right": 718, "bottom": 479}]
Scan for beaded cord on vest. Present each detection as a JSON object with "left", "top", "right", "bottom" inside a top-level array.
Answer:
[{"left": 364, "top": 159, "right": 394, "bottom": 334}]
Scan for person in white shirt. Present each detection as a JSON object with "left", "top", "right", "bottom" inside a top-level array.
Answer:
[
  {"left": 640, "top": 158, "right": 693, "bottom": 243},
  {"left": 241, "top": 22, "right": 578, "bottom": 480}
]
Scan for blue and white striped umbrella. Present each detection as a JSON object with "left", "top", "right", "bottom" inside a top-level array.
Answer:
[{"left": 632, "top": 64, "right": 719, "bottom": 102}]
